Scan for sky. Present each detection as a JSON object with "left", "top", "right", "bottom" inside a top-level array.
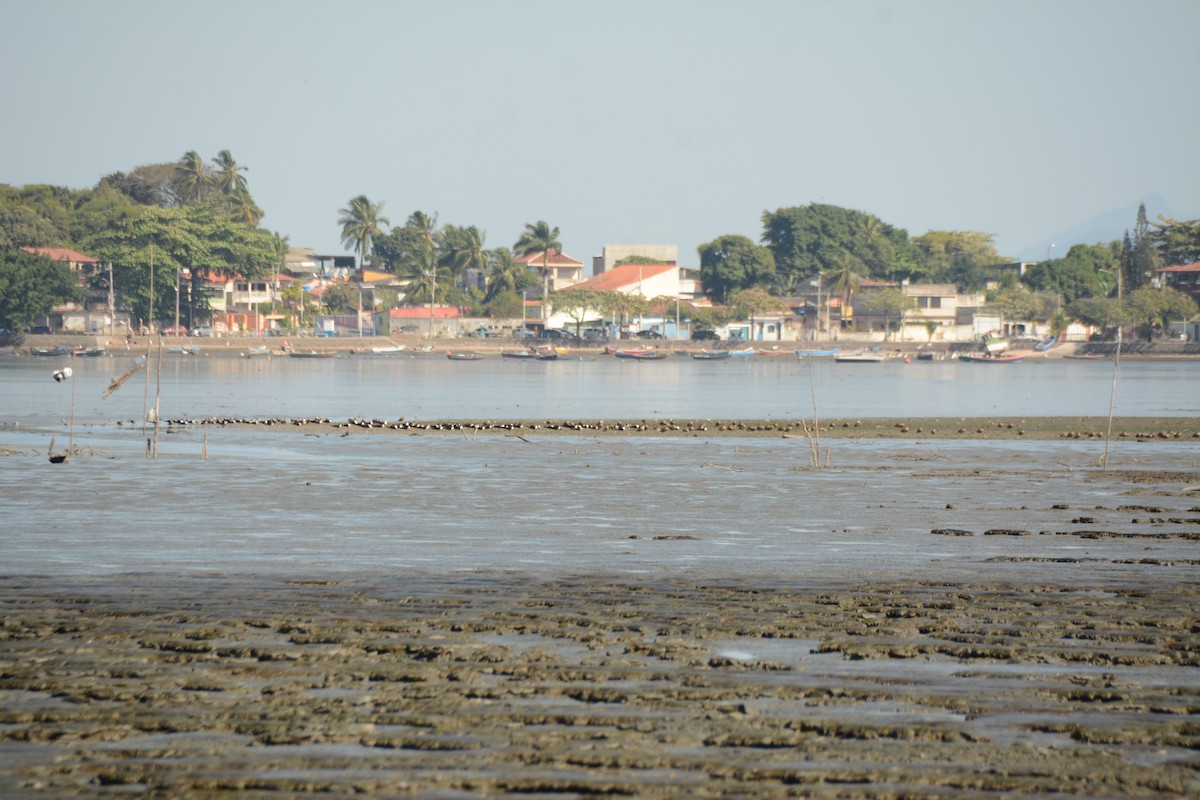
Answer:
[{"left": 3, "top": 0, "right": 1198, "bottom": 271}]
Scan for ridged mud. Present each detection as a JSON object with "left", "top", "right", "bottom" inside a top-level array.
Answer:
[{"left": 2, "top": 572, "right": 1198, "bottom": 798}]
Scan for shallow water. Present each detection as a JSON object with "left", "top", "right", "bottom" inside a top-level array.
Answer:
[{"left": 1, "top": 351, "right": 1195, "bottom": 427}]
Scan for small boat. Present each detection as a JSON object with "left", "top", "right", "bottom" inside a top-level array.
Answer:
[
  {"left": 692, "top": 349, "right": 731, "bottom": 360},
  {"left": 446, "top": 351, "right": 485, "bottom": 361},
  {"left": 167, "top": 345, "right": 201, "bottom": 356},
  {"left": 795, "top": 348, "right": 841, "bottom": 358},
  {"left": 1033, "top": 335, "right": 1058, "bottom": 351},
  {"left": 755, "top": 347, "right": 791, "bottom": 356},
  {"left": 959, "top": 352, "right": 1027, "bottom": 363},
  {"left": 242, "top": 346, "right": 271, "bottom": 358},
  {"left": 502, "top": 346, "right": 557, "bottom": 361},
  {"left": 370, "top": 345, "right": 406, "bottom": 355},
  {"left": 915, "top": 351, "right": 946, "bottom": 361},
  {"left": 289, "top": 349, "right": 336, "bottom": 359},
  {"left": 834, "top": 350, "right": 887, "bottom": 363},
  {"left": 727, "top": 348, "right": 755, "bottom": 358},
  {"left": 984, "top": 336, "right": 1009, "bottom": 354},
  {"left": 29, "top": 346, "right": 70, "bottom": 356},
  {"left": 615, "top": 349, "right": 669, "bottom": 360}
]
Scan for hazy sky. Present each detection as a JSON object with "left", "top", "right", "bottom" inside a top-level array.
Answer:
[{"left": 3, "top": 0, "right": 1197, "bottom": 270}]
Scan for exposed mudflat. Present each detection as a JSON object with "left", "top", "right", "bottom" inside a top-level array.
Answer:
[{"left": 3, "top": 571, "right": 1199, "bottom": 796}]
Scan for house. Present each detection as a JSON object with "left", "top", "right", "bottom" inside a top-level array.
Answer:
[
  {"left": 1155, "top": 262, "right": 1200, "bottom": 304},
  {"left": 19, "top": 246, "right": 129, "bottom": 333},
  {"left": 592, "top": 244, "right": 678, "bottom": 276},
  {"left": 373, "top": 306, "right": 462, "bottom": 337},
  {"left": 515, "top": 248, "right": 585, "bottom": 293}
]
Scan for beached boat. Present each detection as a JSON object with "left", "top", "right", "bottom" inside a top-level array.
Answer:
[
  {"left": 984, "top": 336, "right": 1010, "bottom": 354},
  {"left": 29, "top": 346, "right": 70, "bottom": 356},
  {"left": 167, "top": 345, "right": 201, "bottom": 356},
  {"left": 727, "top": 348, "right": 755, "bottom": 357},
  {"left": 446, "top": 351, "right": 485, "bottom": 361},
  {"left": 289, "top": 349, "right": 336, "bottom": 359},
  {"left": 1034, "top": 335, "right": 1058, "bottom": 351},
  {"left": 502, "top": 346, "right": 557, "bottom": 361},
  {"left": 755, "top": 347, "right": 791, "bottom": 356},
  {"left": 242, "top": 346, "right": 271, "bottom": 358},
  {"left": 692, "top": 349, "right": 731, "bottom": 360},
  {"left": 959, "top": 352, "right": 1027, "bottom": 363},
  {"left": 794, "top": 348, "right": 841, "bottom": 358},
  {"left": 834, "top": 350, "right": 887, "bottom": 363},
  {"left": 370, "top": 345, "right": 406, "bottom": 355},
  {"left": 615, "top": 349, "right": 669, "bottom": 360}
]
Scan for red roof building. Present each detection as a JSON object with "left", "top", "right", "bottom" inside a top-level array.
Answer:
[{"left": 1155, "top": 261, "right": 1200, "bottom": 303}]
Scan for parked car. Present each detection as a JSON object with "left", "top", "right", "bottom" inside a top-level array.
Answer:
[
  {"left": 191, "top": 325, "right": 213, "bottom": 337},
  {"left": 582, "top": 328, "right": 609, "bottom": 341},
  {"left": 471, "top": 326, "right": 494, "bottom": 338},
  {"left": 512, "top": 328, "right": 537, "bottom": 338},
  {"left": 542, "top": 328, "right": 582, "bottom": 343},
  {"left": 692, "top": 330, "right": 720, "bottom": 341},
  {"left": 635, "top": 330, "right": 664, "bottom": 340},
  {"left": 160, "top": 325, "right": 188, "bottom": 335}
]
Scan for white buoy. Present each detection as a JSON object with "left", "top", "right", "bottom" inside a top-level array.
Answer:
[{"left": 52, "top": 366, "right": 73, "bottom": 382}]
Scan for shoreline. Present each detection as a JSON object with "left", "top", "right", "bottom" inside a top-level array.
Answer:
[{"left": 150, "top": 415, "right": 1200, "bottom": 440}]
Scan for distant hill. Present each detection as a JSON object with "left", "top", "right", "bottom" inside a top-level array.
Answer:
[{"left": 1015, "top": 193, "right": 1177, "bottom": 261}]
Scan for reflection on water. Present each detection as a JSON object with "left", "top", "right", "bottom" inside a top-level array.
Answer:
[{"left": 0, "top": 352, "right": 1193, "bottom": 427}]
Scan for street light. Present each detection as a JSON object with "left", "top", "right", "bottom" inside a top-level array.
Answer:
[{"left": 1046, "top": 243, "right": 1056, "bottom": 262}]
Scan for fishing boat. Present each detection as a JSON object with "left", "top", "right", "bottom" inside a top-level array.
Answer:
[
  {"left": 959, "top": 352, "right": 1027, "bottom": 363},
  {"left": 1033, "top": 335, "right": 1058, "bottom": 351},
  {"left": 29, "top": 346, "right": 70, "bottom": 356},
  {"left": 615, "top": 349, "right": 669, "bottom": 360},
  {"left": 692, "top": 349, "right": 731, "bottom": 360},
  {"left": 984, "top": 335, "right": 1009, "bottom": 354},
  {"left": 727, "top": 348, "right": 756, "bottom": 357},
  {"left": 755, "top": 347, "right": 791, "bottom": 356},
  {"left": 794, "top": 348, "right": 841, "bottom": 358},
  {"left": 502, "top": 345, "right": 558, "bottom": 361},
  {"left": 242, "top": 346, "right": 271, "bottom": 358},
  {"left": 834, "top": 350, "right": 887, "bottom": 363},
  {"left": 446, "top": 351, "right": 485, "bottom": 361},
  {"left": 370, "top": 345, "right": 406, "bottom": 355},
  {"left": 289, "top": 349, "right": 336, "bottom": 359}
]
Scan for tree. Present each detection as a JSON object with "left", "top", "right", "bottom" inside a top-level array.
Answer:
[
  {"left": 728, "top": 287, "right": 789, "bottom": 341},
  {"left": 175, "top": 151, "right": 211, "bottom": 203},
  {"left": 211, "top": 150, "right": 248, "bottom": 196},
  {"left": 338, "top": 195, "right": 389, "bottom": 267},
  {"left": 550, "top": 287, "right": 603, "bottom": 335},
  {"left": 442, "top": 224, "right": 487, "bottom": 288},
  {"left": 857, "top": 288, "right": 917, "bottom": 340},
  {"left": 514, "top": 220, "right": 561, "bottom": 300},
  {"left": 484, "top": 290, "right": 524, "bottom": 319},
  {"left": 1125, "top": 287, "right": 1198, "bottom": 340},
  {"left": 989, "top": 285, "right": 1041, "bottom": 330},
  {"left": 1068, "top": 297, "right": 1125, "bottom": 339},
  {"left": 1128, "top": 202, "right": 1157, "bottom": 291},
  {"left": 911, "top": 230, "right": 1005, "bottom": 291},
  {"left": 761, "top": 203, "right": 911, "bottom": 288},
  {"left": 0, "top": 248, "right": 82, "bottom": 331},
  {"left": 1022, "top": 243, "right": 1115, "bottom": 303},
  {"left": 1147, "top": 216, "right": 1200, "bottom": 266},
  {"left": 483, "top": 246, "right": 537, "bottom": 302},
  {"left": 697, "top": 234, "right": 775, "bottom": 301},
  {"left": 320, "top": 282, "right": 360, "bottom": 314},
  {"left": 826, "top": 251, "right": 866, "bottom": 325}
]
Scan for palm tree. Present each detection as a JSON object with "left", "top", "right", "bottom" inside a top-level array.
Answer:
[
  {"left": 338, "top": 195, "right": 390, "bottom": 267},
  {"left": 175, "top": 150, "right": 210, "bottom": 203},
  {"left": 484, "top": 247, "right": 533, "bottom": 302},
  {"left": 514, "top": 220, "right": 562, "bottom": 301},
  {"left": 212, "top": 150, "right": 248, "bottom": 195},
  {"left": 443, "top": 225, "right": 488, "bottom": 290},
  {"left": 827, "top": 252, "right": 865, "bottom": 328},
  {"left": 229, "top": 189, "right": 263, "bottom": 225}
]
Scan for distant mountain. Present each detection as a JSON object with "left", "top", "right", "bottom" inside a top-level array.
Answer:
[{"left": 1015, "top": 193, "right": 1175, "bottom": 262}]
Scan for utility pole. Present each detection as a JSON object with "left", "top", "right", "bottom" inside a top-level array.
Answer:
[{"left": 107, "top": 262, "right": 115, "bottom": 338}]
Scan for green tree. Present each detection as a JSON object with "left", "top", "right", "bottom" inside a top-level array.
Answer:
[
  {"left": 857, "top": 287, "right": 918, "bottom": 340},
  {"left": 1022, "top": 243, "right": 1114, "bottom": 303},
  {"left": 338, "top": 195, "right": 390, "bottom": 267},
  {"left": 1128, "top": 203, "right": 1157, "bottom": 290},
  {"left": 514, "top": 220, "right": 561, "bottom": 300},
  {"left": 550, "top": 287, "right": 603, "bottom": 335},
  {"left": 442, "top": 224, "right": 487, "bottom": 287},
  {"left": 175, "top": 151, "right": 211, "bottom": 203},
  {"left": 1068, "top": 297, "right": 1125, "bottom": 339},
  {"left": 697, "top": 234, "right": 775, "bottom": 301},
  {"left": 320, "top": 282, "right": 360, "bottom": 313},
  {"left": 211, "top": 150, "right": 248, "bottom": 196},
  {"left": 1125, "top": 287, "right": 1198, "bottom": 340},
  {"left": 1147, "top": 216, "right": 1200, "bottom": 266},
  {"left": 484, "top": 290, "right": 524, "bottom": 319},
  {"left": 483, "top": 246, "right": 537, "bottom": 302},
  {"left": 826, "top": 252, "right": 866, "bottom": 324},
  {"left": 0, "top": 248, "right": 83, "bottom": 331},
  {"left": 911, "top": 230, "right": 1005, "bottom": 291},
  {"left": 761, "top": 203, "right": 910, "bottom": 287}
]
